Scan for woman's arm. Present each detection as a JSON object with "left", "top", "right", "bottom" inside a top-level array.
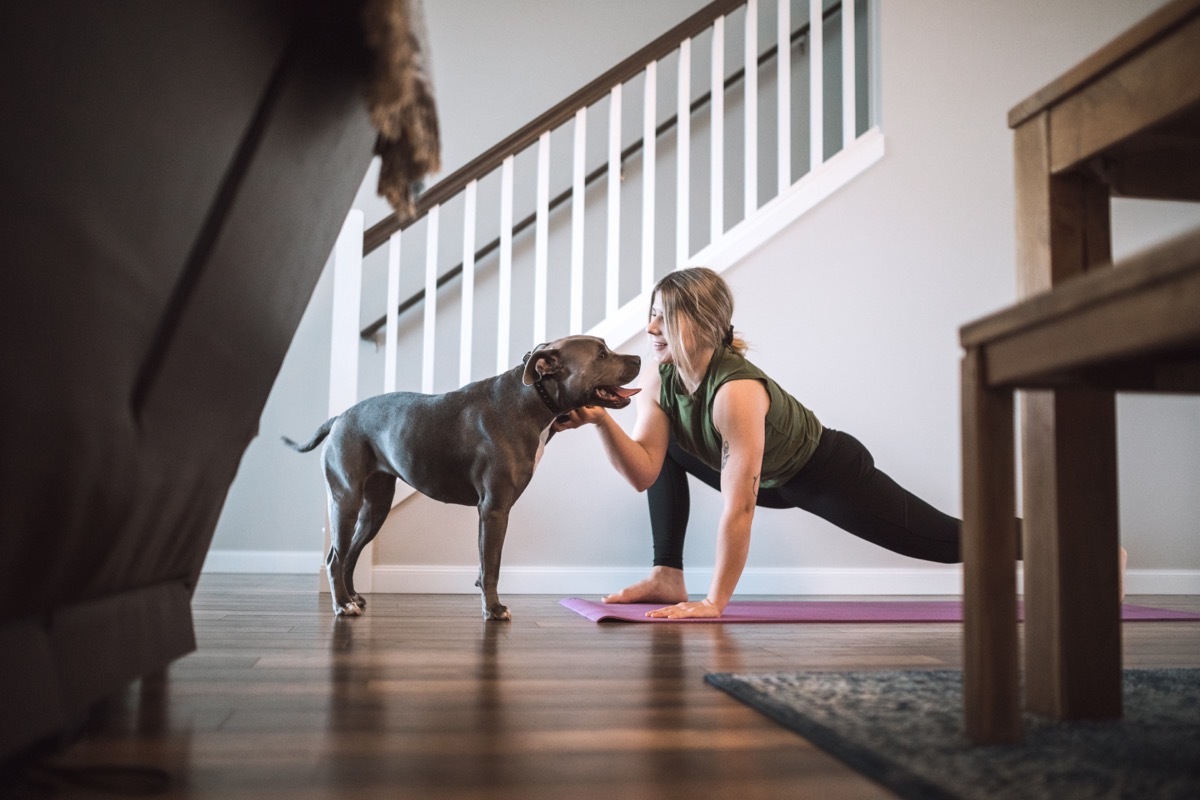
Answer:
[
  {"left": 646, "top": 379, "right": 769, "bottom": 619},
  {"left": 553, "top": 364, "right": 670, "bottom": 492}
]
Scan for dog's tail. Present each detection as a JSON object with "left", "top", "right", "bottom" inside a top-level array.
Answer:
[{"left": 281, "top": 416, "right": 338, "bottom": 453}]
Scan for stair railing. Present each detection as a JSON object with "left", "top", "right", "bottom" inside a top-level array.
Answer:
[{"left": 332, "top": 0, "right": 877, "bottom": 407}]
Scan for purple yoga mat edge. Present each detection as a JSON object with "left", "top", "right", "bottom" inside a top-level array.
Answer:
[{"left": 558, "top": 597, "right": 1200, "bottom": 624}]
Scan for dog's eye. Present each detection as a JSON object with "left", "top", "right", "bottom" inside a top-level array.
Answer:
[{"left": 598, "top": 350, "right": 608, "bottom": 359}]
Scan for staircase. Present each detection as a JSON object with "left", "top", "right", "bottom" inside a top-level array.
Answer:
[{"left": 323, "top": 0, "right": 884, "bottom": 590}]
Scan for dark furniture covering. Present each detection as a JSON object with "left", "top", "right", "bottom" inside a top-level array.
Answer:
[{"left": 0, "top": 0, "right": 376, "bottom": 759}]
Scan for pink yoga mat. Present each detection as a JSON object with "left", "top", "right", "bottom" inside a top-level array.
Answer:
[{"left": 559, "top": 597, "right": 1200, "bottom": 624}]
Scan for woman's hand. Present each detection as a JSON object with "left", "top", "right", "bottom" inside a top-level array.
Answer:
[
  {"left": 554, "top": 364, "right": 670, "bottom": 491},
  {"left": 645, "top": 598, "right": 723, "bottom": 619},
  {"left": 552, "top": 406, "right": 608, "bottom": 432}
]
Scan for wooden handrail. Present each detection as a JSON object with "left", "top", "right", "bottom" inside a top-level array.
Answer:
[{"left": 360, "top": 0, "right": 843, "bottom": 342}]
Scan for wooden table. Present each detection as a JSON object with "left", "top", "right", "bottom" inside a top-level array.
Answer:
[{"left": 959, "top": 0, "right": 1200, "bottom": 743}]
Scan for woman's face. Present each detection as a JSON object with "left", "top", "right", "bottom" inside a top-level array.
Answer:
[
  {"left": 646, "top": 296, "right": 674, "bottom": 365},
  {"left": 647, "top": 292, "right": 695, "bottom": 366}
]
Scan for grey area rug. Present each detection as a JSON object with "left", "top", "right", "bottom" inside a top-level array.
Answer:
[{"left": 705, "top": 668, "right": 1200, "bottom": 799}]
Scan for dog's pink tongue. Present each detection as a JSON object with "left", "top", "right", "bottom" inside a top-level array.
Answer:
[{"left": 615, "top": 387, "right": 641, "bottom": 398}]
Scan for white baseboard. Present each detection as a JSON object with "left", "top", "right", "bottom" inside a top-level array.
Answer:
[
  {"left": 204, "top": 553, "right": 1200, "bottom": 596},
  {"left": 1128, "top": 571, "right": 1200, "bottom": 595}
]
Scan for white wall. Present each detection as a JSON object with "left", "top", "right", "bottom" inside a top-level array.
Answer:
[{"left": 208, "top": 0, "right": 1200, "bottom": 595}]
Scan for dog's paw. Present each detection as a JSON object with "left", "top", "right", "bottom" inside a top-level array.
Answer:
[
  {"left": 484, "top": 604, "right": 512, "bottom": 621},
  {"left": 351, "top": 594, "right": 366, "bottom": 608},
  {"left": 334, "top": 601, "right": 363, "bottom": 617}
]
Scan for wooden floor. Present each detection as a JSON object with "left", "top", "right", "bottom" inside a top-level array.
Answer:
[{"left": 12, "top": 575, "right": 1200, "bottom": 799}]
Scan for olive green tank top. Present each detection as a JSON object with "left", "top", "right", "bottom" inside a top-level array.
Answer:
[{"left": 659, "top": 348, "right": 823, "bottom": 488}]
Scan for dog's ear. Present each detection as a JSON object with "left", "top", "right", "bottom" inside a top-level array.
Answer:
[{"left": 521, "top": 348, "right": 560, "bottom": 385}]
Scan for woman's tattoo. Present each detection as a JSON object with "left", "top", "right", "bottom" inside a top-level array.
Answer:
[{"left": 722, "top": 440, "right": 760, "bottom": 497}]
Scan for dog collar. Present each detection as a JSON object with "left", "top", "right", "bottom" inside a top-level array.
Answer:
[
  {"left": 532, "top": 379, "right": 561, "bottom": 416},
  {"left": 523, "top": 350, "right": 565, "bottom": 418}
]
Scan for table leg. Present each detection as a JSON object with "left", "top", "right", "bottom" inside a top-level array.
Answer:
[
  {"left": 1013, "top": 112, "right": 1123, "bottom": 721},
  {"left": 961, "top": 349, "right": 1021, "bottom": 743},
  {"left": 1021, "top": 389, "right": 1122, "bottom": 719}
]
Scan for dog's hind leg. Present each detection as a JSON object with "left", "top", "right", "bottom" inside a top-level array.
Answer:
[
  {"left": 343, "top": 473, "right": 396, "bottom": 609},
  {"left": 326, "top": 490, "right": 364, "bottom": 616}
]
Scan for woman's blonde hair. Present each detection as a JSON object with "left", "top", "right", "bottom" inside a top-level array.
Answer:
[{"left": 652, "top": 267, "right": 747, "bottom": 394}]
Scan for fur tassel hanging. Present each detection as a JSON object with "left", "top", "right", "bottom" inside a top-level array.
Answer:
[{"left": 362, "top": 0, "right": 441, "bottom": 222}]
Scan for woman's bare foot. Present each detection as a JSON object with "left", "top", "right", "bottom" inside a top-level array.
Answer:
[{"left": 603, "top": 566, "right": 688, "bottom": 604}]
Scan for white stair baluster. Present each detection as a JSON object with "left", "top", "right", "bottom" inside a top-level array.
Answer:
[
  {"left": 535, "top": 132, "right": 550, "bottom": 345},
  {"left": 460, "top": 180, "right": 477, "bottom": 387},
  {"left": 777, "top": 0, "right": 791, "bottom": 194},
  {"left": 810, "top": 0, "right": 824, "bottom": 168},
  {"left": 497, "top": 155, "right": 514, "bottom": 373},
  {"left": 607, "top": 84, "right": 622, "bottom": 317},
  {"left": 711, "top": 15, "right": 725, "bottom": 241},
  {"left": 843, "top": 0, "right": 857, "bottom": 147},
  {"left": 384, "top": 230, "right": 400, "bottom": 393},
  {"left": 676, "top": 38, "right": 691, "bottom": 266},
  {"left": 422, "top": 205, "right": 439, "bottom": 395},
  {"left": 571, "top": 108, "right": 586, "bottom": 335},
  {"left": 744, "top": 0, "right": 758, "bottom": 218},
  {"left": 329, "top": 209, "right": 363, "bottom": 418},
  {"left": 642, "top": 61, "right": 656, "bottom": 295}
]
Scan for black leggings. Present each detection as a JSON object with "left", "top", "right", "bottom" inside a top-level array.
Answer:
[{"left": 649, "top": 428, "right": 986, "bottom": 569}]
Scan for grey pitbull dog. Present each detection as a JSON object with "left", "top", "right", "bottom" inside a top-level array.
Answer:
[{"left": 284, "top": 335, "right": 641, "bottom": 620}]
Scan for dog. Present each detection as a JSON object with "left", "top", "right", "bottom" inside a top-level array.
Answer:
[{"left": 284, "top": 335, "right": 641, "bottom": 620}]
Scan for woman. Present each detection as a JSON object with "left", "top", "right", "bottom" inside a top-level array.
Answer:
[{"left": 554, "top": 267, "right": 984, "bottom": 619}]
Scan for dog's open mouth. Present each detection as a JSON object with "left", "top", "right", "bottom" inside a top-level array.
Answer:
[{"left": 593, "top": 385, "right": 641, "bottom": 408}]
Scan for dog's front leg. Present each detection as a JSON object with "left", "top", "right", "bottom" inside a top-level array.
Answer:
[{"left": 475, "top": 503, "right": 512, "bottom": 621}]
